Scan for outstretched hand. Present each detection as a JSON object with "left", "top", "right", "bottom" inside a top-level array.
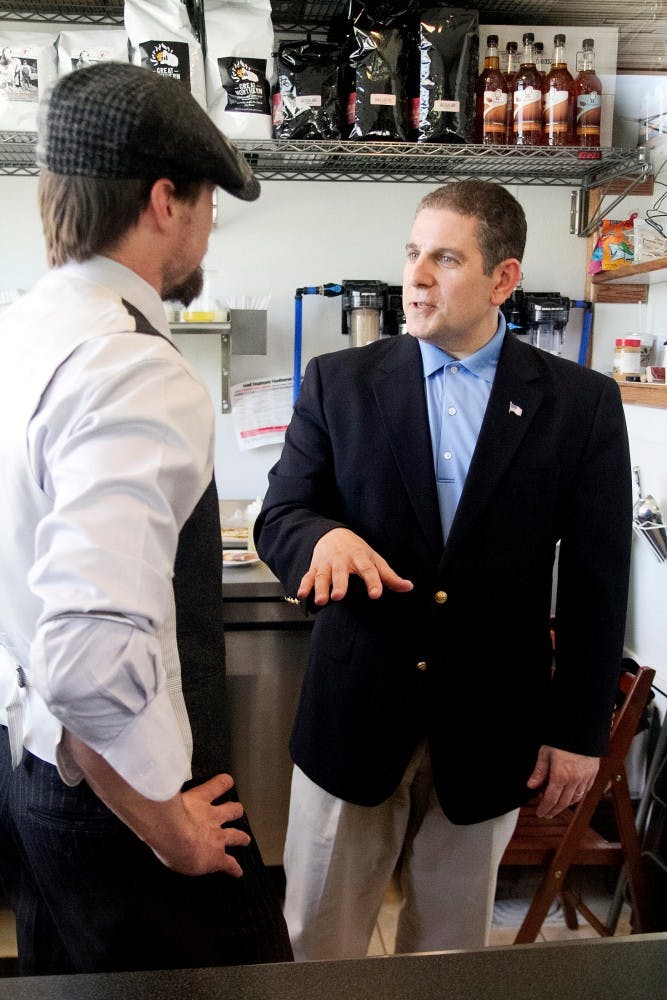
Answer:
[
  {"left": 527, "top": 745, "right": 599, "bottom": 818},
  {"left": 297, "top": 527, "right": 414, "bottom": 606}
]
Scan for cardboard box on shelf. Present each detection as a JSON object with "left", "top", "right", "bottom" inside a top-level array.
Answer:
[{"left": 480, "top": 25, "right": 619, "bottom": 147}]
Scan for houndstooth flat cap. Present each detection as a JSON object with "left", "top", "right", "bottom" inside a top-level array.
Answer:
[{"left": 36, "top": 62, "right": 259, "bottom": 201}]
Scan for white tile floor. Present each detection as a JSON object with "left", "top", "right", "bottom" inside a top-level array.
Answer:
[
  {"left": 0, "top": 868, "right": 633, "bottom": 964},
  {"left": 367, "top": 868, "right": 633, "bottom": 955}
]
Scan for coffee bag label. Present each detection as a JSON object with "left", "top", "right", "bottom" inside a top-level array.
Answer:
[
  {"left": 217, "top": 56, "right": 269, "bottom": 115},
  {"left": 0, "top": 32, "right": 57, "bottom": 129},
  {"left": 139, "top": 39, "right": 190, "bottom": 88},
  {"left": 0, "top": 46, "right": 39, "bottom": 103}
]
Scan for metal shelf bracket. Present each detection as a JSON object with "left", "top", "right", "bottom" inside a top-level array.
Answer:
[{"left": 571, "top": 147, "right": 653, "bottom": 237}]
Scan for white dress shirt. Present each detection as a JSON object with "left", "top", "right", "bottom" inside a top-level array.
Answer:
[{"left": 0, "top": 257, "right": 215, "bottom": 800}]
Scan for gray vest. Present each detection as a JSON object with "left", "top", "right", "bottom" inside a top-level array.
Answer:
[{"left": 125, "top": 301, "right": 229, "bottom": 784}]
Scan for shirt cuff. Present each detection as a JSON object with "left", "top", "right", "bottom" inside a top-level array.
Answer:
[{"left": 61, "top": 686, "right": 192, "bottom": 801}]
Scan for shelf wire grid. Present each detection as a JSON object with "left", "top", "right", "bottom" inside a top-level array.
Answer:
[
  {"left": 234, "top": 140, "right": 650, "bottom": 188},
  {"left": 0, "top": 132, "right": 650, "bottom": 187},
  {"left": 0, "top": 3, "right": 123, "bottom": 23}
]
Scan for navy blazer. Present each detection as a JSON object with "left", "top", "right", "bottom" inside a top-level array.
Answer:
[{"left": 256, "top": 332, "right": 632, "bottom": 824}]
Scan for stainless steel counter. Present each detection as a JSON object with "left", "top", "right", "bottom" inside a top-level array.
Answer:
[
  {"left": 2, "top": 934, "right": 666, "bottom": 999},
  {"left": 223, "top": 559, "right": 311, "bottom": 866},
  {"left": 222, "top": 559, "right": 287, "bottom": 600}
]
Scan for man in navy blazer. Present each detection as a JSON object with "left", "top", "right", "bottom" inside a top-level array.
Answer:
[{"left": 256, "top": 181, "right": 632, "bottom": 959}]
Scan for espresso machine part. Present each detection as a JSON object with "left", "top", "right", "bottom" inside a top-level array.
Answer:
[
  {"left": 385, "top": 285, "right": 406, "bottom": 337},
  {"left": 503, "top": 291, "right": 570, "bottom": 355},
  {"left": 524, "top": 294, "right": 571, "bottom": 354},
  {"left": 341, "top": 280, "right": 388, "bottom": 347},
  {"left": 502, "top": 284, "right": 526, "bottom": 335}
]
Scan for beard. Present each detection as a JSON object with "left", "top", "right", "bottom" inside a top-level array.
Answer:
[{"left": 162, "top": 265, "right": 204, "bottom": 307}]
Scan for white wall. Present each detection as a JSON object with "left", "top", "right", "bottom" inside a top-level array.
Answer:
[
  {"left": 623, "top": 398, "right": 667, "bottom": 692},
  {"left": 0, "top": 177, "right": 588, "bottom": 500},
  {"left": 590, "top": 169, "right": 667, "bottom": 693},
  {"left": 1, "top": 172, "right": 664, "bottom": 690}
]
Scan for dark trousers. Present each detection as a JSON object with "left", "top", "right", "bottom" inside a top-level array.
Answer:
[{"left": 0, "top": 726, "right": 292, "bottom": 976}]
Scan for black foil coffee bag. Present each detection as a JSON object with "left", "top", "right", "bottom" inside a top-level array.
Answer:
[
  {"left": 418, "top": 6, "right": 478, "bottom": 143},
  {"left": 274, "top": 39, "right": 343, "bottom": 139},
  {"left": 346, "top": 13, "right": 412, "bottom": 141}
]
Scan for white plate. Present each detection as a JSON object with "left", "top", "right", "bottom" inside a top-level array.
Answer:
[{"left": 222, "top": 551, "right": 260, "bottom": 567}]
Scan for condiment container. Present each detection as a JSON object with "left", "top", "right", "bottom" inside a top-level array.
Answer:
[{"left": 613, "top": 337, "right": 641, "bottom": 376}]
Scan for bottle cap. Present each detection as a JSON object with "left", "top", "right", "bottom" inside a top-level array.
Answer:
[
  {"left": 582, "top": 38, "right": 595, "bottom": 49},
  {"left": 487, "top": 34, "right": 499, "bottom": 45},
  {"left": 554, "top": 34, "right": 566, "bottom": 46},
  {"left": 616, "top": 338, "right": 641, "bottom": 347},
  {"left": 523, "top": 32, "right": 534, "bottom": 44}
]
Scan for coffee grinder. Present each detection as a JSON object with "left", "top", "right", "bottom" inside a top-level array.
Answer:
[
  {"left": 341, "top": 280, "right": 387, "bottom": 347},
  {"left": 341, "top": 280, "right": 404, "bottom": 346},
  {"left": 292, "top": 280, "right": 404, "bottom": 404}
]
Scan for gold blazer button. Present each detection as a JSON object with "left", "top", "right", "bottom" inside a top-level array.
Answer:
[
  {"left": 416, "top": 661, "right": 428, "bottom": 672},
  {"left": 434, "top": 591, "right": 448, "bottom": 604}
]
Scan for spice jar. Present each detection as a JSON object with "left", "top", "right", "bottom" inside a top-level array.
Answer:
[{"left": 613, "top": 337, "right": 641, "bottom": 376}]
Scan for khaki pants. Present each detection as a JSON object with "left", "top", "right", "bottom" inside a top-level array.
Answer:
[{"left": 283, "top": 742, "right": 518, "bottom": 960}]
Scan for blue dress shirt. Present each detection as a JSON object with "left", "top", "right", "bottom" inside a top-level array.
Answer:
[{"left": 417, "top": 315, "right": 506, "bottom": 542}]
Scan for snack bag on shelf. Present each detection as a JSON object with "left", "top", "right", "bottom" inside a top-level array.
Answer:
[
  {"left": 600, "top": 212, "right": 637, "bottom": 270},
  {"left": 633, "top": 215, "right": 667, "bottom": 264}
]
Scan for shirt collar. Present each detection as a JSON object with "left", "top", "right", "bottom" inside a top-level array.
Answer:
[
  {"left": 59, "top": 256, "right": 172, "bottom": 340},
  {"left": 418, "top": 313, "right": 506, "bottom": 382}
]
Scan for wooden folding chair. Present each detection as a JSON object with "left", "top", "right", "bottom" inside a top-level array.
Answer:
[{"left": 501, "top": 664, "right": 656, "bottom": 944}]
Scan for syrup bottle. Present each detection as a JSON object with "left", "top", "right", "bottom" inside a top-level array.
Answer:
[
  {"left": 475, "top": 34, "right": 508, "bottom": 144},
  {"left": 512, "top": 32, "right": 543, "bottom": 146},
  {"left": 542, "top": 34, "right": 575, "bottom": 146},
  {"left": 574, "top": 38, "right": 603, "bottom": 147},
  {"left": 534, "top": 41, "right": 547, "bottom": 76},
  {"left": 504, "top": 41, "right": 520, "bottom": 144}
]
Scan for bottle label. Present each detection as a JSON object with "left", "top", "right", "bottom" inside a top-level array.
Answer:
[
  {"left": 576, "top": 92, "right": 601, "bottom": 138},
  {"left": 346, "top": 91, "right": 356, "bottom": 125},
  {"left": 272, "top": 90, "right": 284, "bottom": 126},
  {"left": 544, "top": 89, "right": 571, "bottom": 135},
  {"left": 616, "top": 348, "right": 641, "bottom": 375},
  {"left": 411, "top": 96, "right": 420, "bottom": 129},
  {"left": 482, "top": 89, "right": 507, "bottom": 136},
  {"left": 513, "top": 86, "right": 541, "bottom": 132}
]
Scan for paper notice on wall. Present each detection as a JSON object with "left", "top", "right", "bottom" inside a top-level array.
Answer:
[{"left": 231, "top": 376, "right": 293, "bottom": 451}]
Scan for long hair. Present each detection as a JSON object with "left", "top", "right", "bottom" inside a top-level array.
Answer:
[
  {"left": 38, "top": 171, "right": 203, "bottom": 268},
  {"left": 415, "top": 181, "right": 527, "bottom": 275}
]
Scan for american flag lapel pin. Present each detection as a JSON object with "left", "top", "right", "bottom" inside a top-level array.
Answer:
[{"left": 508, "top": 401, "right": 523, "bottom": 417}]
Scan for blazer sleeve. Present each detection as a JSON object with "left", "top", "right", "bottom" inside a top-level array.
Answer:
[
  {"left": 254, "top": 356, "right": 348, "bottom": 598},
  {"left": 548, "top": 375, "right": 632, "bottom": 756}
]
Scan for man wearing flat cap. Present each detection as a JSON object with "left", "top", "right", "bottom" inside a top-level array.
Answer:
[{"left": 0, "top": 63, "right": 292, "bottom": 975}]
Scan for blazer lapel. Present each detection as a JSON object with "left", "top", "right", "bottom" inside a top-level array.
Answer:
[
  {"left": 444, "top": 335, "right": 545, "bottom": 559},
  {"left": 370, "top": 336, "right": 444, "bottom": 552}
]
